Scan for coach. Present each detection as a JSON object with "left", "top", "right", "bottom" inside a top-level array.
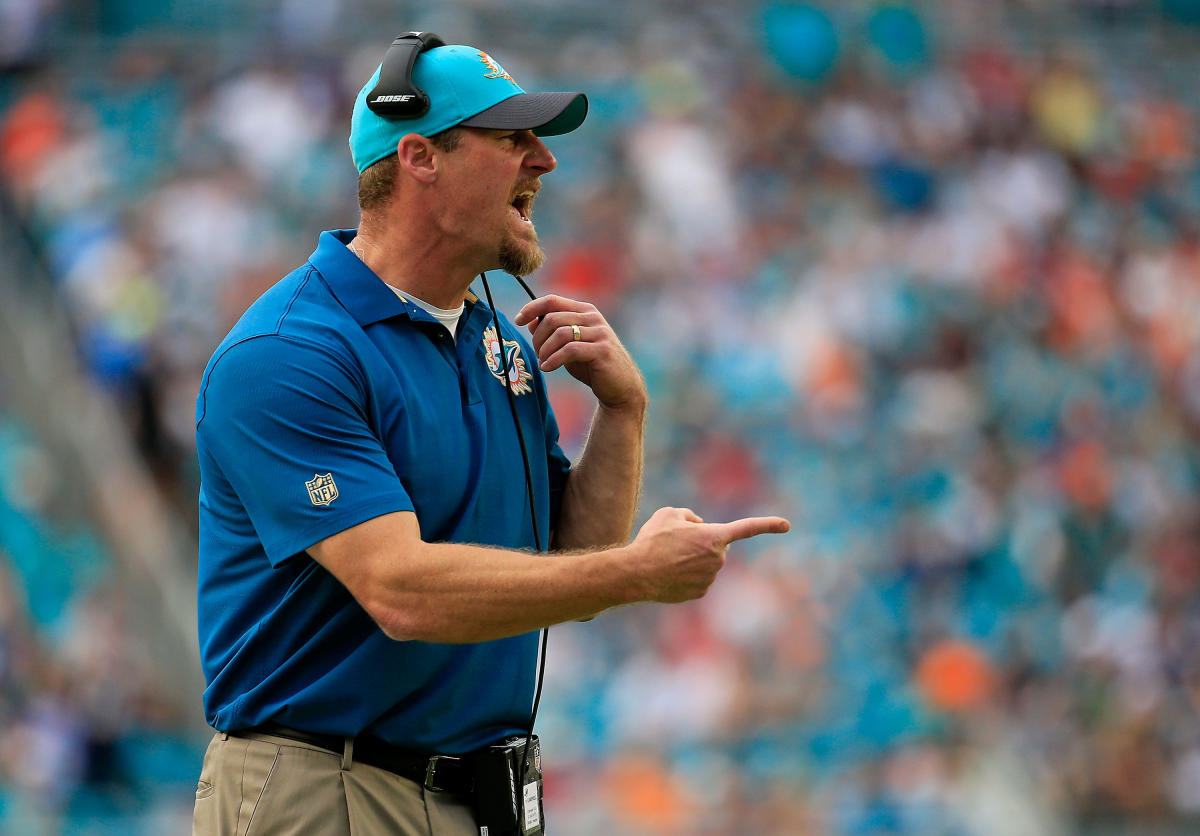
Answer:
[{"left": 192, "top": 34, "right": 788, "bottom": 835}]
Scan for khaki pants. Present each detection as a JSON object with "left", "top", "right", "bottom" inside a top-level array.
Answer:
[{"left": 192, "top": 731, "right": 479, "bottom": 836}]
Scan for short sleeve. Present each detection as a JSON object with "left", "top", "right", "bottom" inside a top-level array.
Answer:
[{"left": 196, "top": 335, "right": 413, "bottom": 565}]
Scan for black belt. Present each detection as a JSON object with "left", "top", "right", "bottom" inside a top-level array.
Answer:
[{"left": 233, "top": 723, "right": 474, "bottom": 794}]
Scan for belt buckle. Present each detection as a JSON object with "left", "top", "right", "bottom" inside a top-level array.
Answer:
[{"left": 423, "top": 754, "right": 461, "bottom": 792}]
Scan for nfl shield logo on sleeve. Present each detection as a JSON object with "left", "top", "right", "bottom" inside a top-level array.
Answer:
[{"left": 306, "top": 473, "right": 339, "bottom": 506}]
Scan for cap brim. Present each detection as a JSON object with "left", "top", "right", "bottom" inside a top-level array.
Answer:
[{"left": 459, "top": 92, "right": 588, "bottom": 136}]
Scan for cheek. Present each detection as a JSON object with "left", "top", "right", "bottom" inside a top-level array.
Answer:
[
  {"left": 442, "top": 176, "right": 500, "bottom": 229},
  {"left": 457, "top": 172, "right": 502, "bottom": 209}
]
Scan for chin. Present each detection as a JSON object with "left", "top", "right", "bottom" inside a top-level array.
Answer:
[{"left": 498, "top": 238, "right": 545, "bottom": 276}]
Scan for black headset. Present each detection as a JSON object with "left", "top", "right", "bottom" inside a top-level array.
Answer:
[{"left": 366, "top": 31, "right": 446, "bottom": 118}]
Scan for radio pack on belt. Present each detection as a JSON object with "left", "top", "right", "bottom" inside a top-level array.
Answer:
[{"left": 472, "top": 735, "right": 544, "bottom": 836}]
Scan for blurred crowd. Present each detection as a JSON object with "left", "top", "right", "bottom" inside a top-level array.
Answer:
[
  {"left": 4, "top": 0, "right": 1200, "bottom": 833},
  {"left": 0, "top": 410, "right": 195, "bottom": 833}
]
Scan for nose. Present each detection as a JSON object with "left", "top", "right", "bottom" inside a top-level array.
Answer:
[{"left": 524, "top": 134, "right": 556, "bottom": 174}]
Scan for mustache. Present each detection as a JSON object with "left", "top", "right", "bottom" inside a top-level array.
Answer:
[{"left": 510, "top": 179, "right": 541, "bottom": 200}]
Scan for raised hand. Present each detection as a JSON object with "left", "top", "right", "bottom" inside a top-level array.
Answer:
[{"left": 513, "top": 294, "right": 647, "bottom": 411}]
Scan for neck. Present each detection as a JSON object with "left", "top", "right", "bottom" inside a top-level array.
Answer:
[{"left": 351, "top": 216, "right": 484, "bottom": 309}]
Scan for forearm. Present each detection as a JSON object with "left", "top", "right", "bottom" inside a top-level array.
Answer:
[
  {"left": 553, "top": 399, "right": 647, "bottom": 551},
  {"left": 313, "top": 504, "right": 790, "bottom": 645},
  {"left": 362, "top": 540, "right": 641, "bottom": 643}
]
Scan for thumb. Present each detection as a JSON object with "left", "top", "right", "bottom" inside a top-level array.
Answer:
[{"left": 711, "top": 516, "right": 791, "bottom": 544}]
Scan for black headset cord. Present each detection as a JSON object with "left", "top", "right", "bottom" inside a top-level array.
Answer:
[{"left": 479, "top": 272, "right": 546, "bottom": 785}]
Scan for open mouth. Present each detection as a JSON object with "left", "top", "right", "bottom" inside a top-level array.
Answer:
[{"left": 510, "top": 190, "right": 536, "bottom": 223}]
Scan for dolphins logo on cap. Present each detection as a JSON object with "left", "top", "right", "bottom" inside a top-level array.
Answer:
[{"left": 477, "top": 51, "right": 515, "bottom": 83}]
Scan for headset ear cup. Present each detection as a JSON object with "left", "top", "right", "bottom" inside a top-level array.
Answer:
[
  {"left": 366, "top": 31, "right": 446, "bottom": 118},
  {"left": 412, "top": 31, "right": 446, "bottom": 50}
]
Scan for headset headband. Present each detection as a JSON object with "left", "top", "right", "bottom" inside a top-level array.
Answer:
[{"left": 366, "top": 31, "right": 447, "bottom": 118}]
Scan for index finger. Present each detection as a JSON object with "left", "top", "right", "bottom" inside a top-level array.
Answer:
[
  {"left": 514, "top": 294, "right": 593, "bottom": 326},
  {"left": 710, "top": 516, "right": 791, "bottom": 544}
]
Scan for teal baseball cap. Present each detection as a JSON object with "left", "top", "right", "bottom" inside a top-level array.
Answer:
[{"left": 349, "top": 42, "right": 588, "bottom": 173}]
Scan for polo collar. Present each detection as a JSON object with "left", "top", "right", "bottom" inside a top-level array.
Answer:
[
  {"left": 309, "top": 229, "right": 414, "bottom": 327},
  {"left": 309, "top": 229, "right": 497, "bottom": 334},
  {"left": 456, "top": 289, "right": 499, "bottom": 350}
]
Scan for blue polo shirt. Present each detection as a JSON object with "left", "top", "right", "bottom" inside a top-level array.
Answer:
[{"left": 195, "top": 229, "right": 571, "bottom": 753}]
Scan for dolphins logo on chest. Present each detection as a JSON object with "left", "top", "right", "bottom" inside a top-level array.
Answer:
[{"left": 482, "top": 324, "right": 533, "bottom": 395}]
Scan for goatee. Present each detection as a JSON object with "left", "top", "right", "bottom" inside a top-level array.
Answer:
[{"left": 498, "top": 238, "right": 545, "bottom": 277}]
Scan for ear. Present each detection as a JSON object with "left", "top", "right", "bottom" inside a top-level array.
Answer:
[{"left": 396, "top": 133, "right": 439, "bottom": 184}]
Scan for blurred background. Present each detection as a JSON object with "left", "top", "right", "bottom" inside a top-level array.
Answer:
[{"left": 3, "top": 0, "right": 1200, "bottom": 833}]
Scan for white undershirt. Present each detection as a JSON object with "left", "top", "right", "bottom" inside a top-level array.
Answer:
[{"left": 390, "top": 286, "right": 465, "bottom": 341}]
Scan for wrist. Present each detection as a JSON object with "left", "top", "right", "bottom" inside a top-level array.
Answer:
[
  {"left": 601, "top": 542, "right": 649, "bottom": 606},
  {"left": 597, "top": 391, "right": 649, "bottom": 419}
]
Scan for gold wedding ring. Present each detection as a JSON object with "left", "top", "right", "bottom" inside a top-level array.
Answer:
[{"left": 571, "top": 324, "right": 582, "bottom": 341}]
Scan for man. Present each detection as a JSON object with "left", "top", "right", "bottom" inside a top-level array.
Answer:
[{"left": 193, "top": 35, "right": 788, "bottom": 836}]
